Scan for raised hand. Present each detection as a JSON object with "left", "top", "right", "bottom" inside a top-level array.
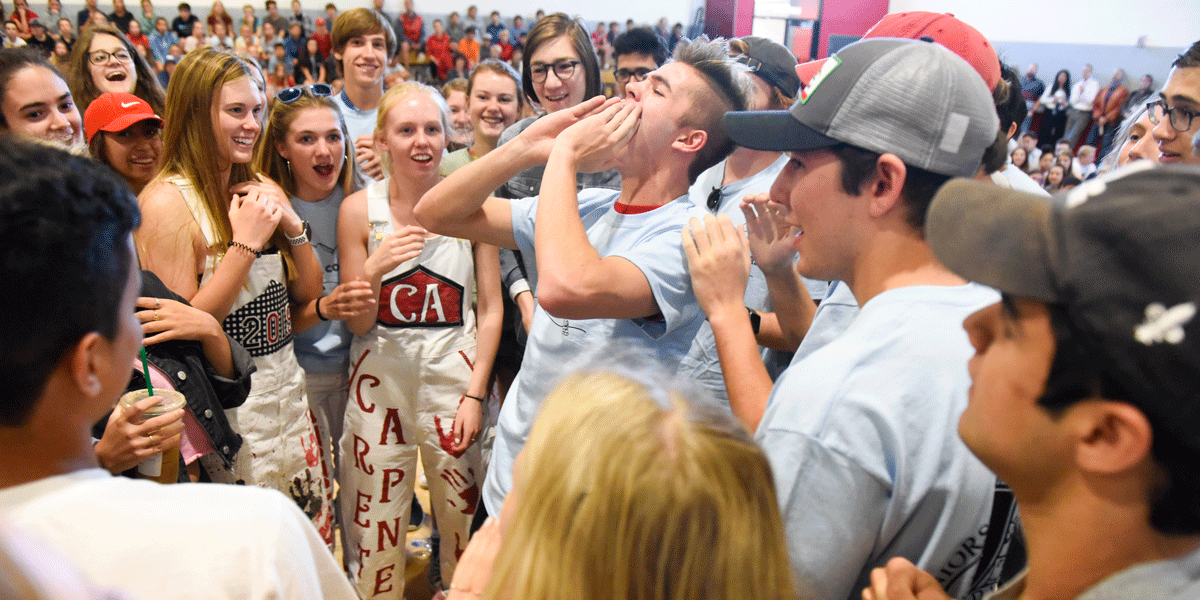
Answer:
[
  {"left": 227, "top": 188, "right": 282, "bottom": 250},
  {"left": 555, "top": 100, "right": 641, "bottom": 173},
  {"left": 355, "top": 135, "right": 384, "bottom": 180},
  {"left": 364, "top": 225, "right": 426, "bottom": 280},
  {"left": 681, "top": 213, "right": 751, "bottom": 319},
  {"left": 516, "top": 95, "right": 616, "bottom": 162},
  {"left": 741, "top": 192, "right": 798, "bottom": 277}
]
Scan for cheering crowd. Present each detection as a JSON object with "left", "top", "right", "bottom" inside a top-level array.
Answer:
[{"left": 0, "top": 3, "right": 1199, "bottom": 600}]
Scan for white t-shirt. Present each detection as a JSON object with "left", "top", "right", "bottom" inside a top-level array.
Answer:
[
  {"left": 0, "top": 469, "right": 356, "bottom": 600},
  {"left": 483, "top": 188, "right": 709, "bottom": 514},
  {"left": 990, "top": 165, "right": 1051, "bottom": 196},
  {"left": 758, "top": 284, "right": 1003, "bottom": 600}
]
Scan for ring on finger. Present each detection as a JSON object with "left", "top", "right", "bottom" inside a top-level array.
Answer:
[
  {"left": 154, "top": 298, "right": 161, "bottom": 309},
  {"left": 153, "top": 311, "right": 161, "bottom": 321},
  {"left": 148, "top": 432, "right": 157, "bottom": 444}
]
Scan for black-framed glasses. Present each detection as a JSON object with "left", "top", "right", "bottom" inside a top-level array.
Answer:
[
  {"left": 88, "top": 49, "right": 132, "bottom": 64},
  {"left": 276, "top": 83, "right": 332, "bottom": 103},
  {"left": 530, "top": 59, "right": 579, "bottom": 83},
  {"left": 1147, "top": 99, "right": 1198, "bottom": 132},
  {"left": 615, "top": 67, "right": 652, "bottom": 82}
]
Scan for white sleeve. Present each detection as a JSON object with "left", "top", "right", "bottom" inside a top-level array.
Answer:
[{"left": 262, "top": 496, "right": 358, "bottom": 600}]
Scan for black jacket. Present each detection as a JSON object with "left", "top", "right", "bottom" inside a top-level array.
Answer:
[{"left": 93, "top": 271, "right": 256, "bottom": 480}]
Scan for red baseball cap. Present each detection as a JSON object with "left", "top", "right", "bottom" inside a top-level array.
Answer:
[
  {"left": 83, "top": 93, "right": 163, "bottom": 144},
  {"left": 796, "top": 12, "right": 999, "bottom": 92},
  {"left": 864, "top": 12, "right": 999, "bottom": 91}
]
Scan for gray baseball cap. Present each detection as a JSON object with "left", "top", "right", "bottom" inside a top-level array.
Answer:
[
  {"left": 928, "top": 163, "right": 1200, "bottom": 453},
  {"left": 724, "top": 37, "right": 999, "bottom": 178}
]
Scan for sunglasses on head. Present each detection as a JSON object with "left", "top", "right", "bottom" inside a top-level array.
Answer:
[{"left": 275, "top": 83, "right": 333, "bottom": 103}]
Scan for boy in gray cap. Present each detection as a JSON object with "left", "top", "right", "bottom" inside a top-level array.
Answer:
[
  {"left": 683, "top": 37, "right": 1021, "bottom": 600},
  {"left": 864, "top": 164, "right": 1200, "bottom": 600}
]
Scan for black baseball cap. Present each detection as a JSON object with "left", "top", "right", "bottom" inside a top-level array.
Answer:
[{"left": 928, "top": 163, "right": 1200, "bottom": 453}]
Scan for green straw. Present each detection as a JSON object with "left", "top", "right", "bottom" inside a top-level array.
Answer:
[{"left": 140, "top": 347, "right": 155, "bottom": 397}]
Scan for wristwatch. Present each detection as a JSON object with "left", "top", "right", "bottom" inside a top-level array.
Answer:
[
  {"left": 286, "top": 221, "right": 311, "bottom": 246},
  {"left": 747, "top": 308, "right": 762, "bottom": 335}
]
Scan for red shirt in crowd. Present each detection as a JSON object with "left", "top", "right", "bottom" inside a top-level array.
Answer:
[
  {"left": 426, "top": 31, "right": 452, "bottom": 76},
  {"left": 400, "top": 12, "right": 422, "bottom": 44},
  {"left": 311, "top": 31, "right": 330, "bottom": 56}
]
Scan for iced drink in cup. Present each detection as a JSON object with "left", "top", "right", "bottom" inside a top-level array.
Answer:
[{"left": 118, "top": 389, "right": 186, "bottom": 484}]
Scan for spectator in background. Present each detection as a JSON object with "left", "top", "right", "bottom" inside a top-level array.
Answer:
[
  {"left": 145, "top": 15, "right": 172, "bottom": 60},
  {"left": 288, "top": 0, "right": 310, "bottom": 37},
  {"left": 462, "top": 4, "right": 480, "bottom": 35},
  {"left": 238, "top": 2, "right": 255, "bottom": 33},
  {"left": 323, "top": 2, "right": 335, "bottom": 25},
  {"left": 441, "top": 76, "right": 471, "bottom": 149},
  {"left": 45, "top": 0, "right": 63, "bottom": 26},
  {"left": 426, "top": 17, "right": 451, "bottom": 79},
  {"left": 125, "top": 18, "right": 148, "bottom": 52},
  {"left": 136, "top": 0, "right": 158, "bottom": 35},
  {"left": 56, "top": 17, "right": 75, "bottom": 50},
  {"left": 610, "top": 26, "right": 666, "bottom": 98},
  {"left": 1018, "top": 63, "right": 1043, "bottom": 134},
  {"left": 205, "top": 0, "right": 230, "bottom": 33},
  {"left": 1077, "top": 144, "right": 1098, "bottom": 178},
  {"left": 310, "top": 15, "right": 329, "bottom": 55},
  {"left": 10, "top": 0, "right": 37, "bottom": 38},
  {"left": 442, "top": 51, "right": 467, "bottom": 80},
  {"left": 266, "top": 38, "right": 287, "bottom": 74},
  {"left": 259, "top": 18, "right": 277, "bottom": 53},
  {"left": 77, "top": 0, "right": 99, "bottom": 28},
  {"left": 50, "top": 37, "right": 70, "bottom": 65},
  {"left": 668, "top": 22, "right": 683, "bottom": 51},
  {"left": 396, "top": 0, "right": 422, "bottom": 69},
  {"left": 282, "top": 20, "right": 300, "bottom": 60},
  {"left": 156, "top": 51, "right": 173, "bottom": 83},
  {"left": 1124, "top": 73, "right": 1154, "bottom": 116},
  {"left": 293, "top": 35, "right": 322, "bottom": 83},
  {"left": 1037, "top": 68, "right": 1070, "bottom": 145},
  {"left": 371, "top": 0, "right": 390, "bottom": 25},
  {"left": 1089, "top": 68, "right": 1128, "bottom": 159},
  {"left": 446, "top": 10, "right": 463, "bottom": 42},
  {"left": 495, "top": 28, "right": 511, "bottom": 61},
  {"left": 1009, "top": 146, "right": 1029, "bottom": 172},
  {"left": 170, "top": 2, "right": 198, "bottom": 37},
  {"left": 1062, "top": 63, "right": 1099, "bottom": 147},
  {"left": 107, "top": 0, "right": 133, "bottom": 34},
  {"left": 232, "top": 21, "right": 259, "bottom": 59},
  {"left": 458, "top": 25, "right": 479, "bottom": 67},
  {"left": 484, "top": 10, "right": 502, "bottom": 44},
  {"left": 261, "top": 0, "right": 286, "bottom": 37},
  {"left": 510, "top": 14, "right": 524, "bottom": 39},
  {"left": 207, "top": 18, "right": 231, "bottom": 49},
  {"left": 25, "top": 19, "right": 54, "bottom": 55},
  {"left": 3, "top": 22, "right": 28, "bottom": 48}
]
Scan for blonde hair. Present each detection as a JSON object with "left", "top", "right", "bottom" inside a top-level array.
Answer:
[
  {"left": 375, "top": 81, "right": 450, "bottom": 174},
  {"left": 487, "top": 368, "right": 797, "bottom": 600},
  {"left": 159, "top": 48, "right": 296, "bottom": 278},
  {"left": 255, "top": 91, "right": 363, "bottom": 198}
]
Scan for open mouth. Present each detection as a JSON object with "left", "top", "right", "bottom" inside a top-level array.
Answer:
[
  {"left": 129, "top": 156, "right": 155, "bottom": 166},
  {"left": 232, "top": 135, "right": 255, "bottom": 148},
  {"left": 105, "top": 71, "right": 127, "bottom": 82},
  {"left": 480, "top": 114, "right": 505, "bottom": 126},
  {"left": 543, "top": 92, "right": 569, "bottom": 103},
  {"left": 411, "top": 153, "right": 432, "bottom": 164},
  {"left": 313, "top": 164, "right": 335, "bottom": 177}
]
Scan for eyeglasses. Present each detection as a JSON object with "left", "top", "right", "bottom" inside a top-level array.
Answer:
[
  {"left": 1147, "top": 99, "right": 1198, "bottom": 132},
  {"left": 615, "top": 67, "right": 652, "bottom": 82},
  {"left": 530, "top": 59, "right": 579, "bottom": 83},
  {"left": 88, "top": 49, "right": 132, "bottom": 64},
  {"left": 276, "top": 83, "right": 332, "bottom": 103}
]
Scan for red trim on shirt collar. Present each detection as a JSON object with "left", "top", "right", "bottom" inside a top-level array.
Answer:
[{"left": 613, "top": 201, "right": 661, "bottom": 214}]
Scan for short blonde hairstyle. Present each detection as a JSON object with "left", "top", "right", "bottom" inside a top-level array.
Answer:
[
  {"left": 486, "top": 368, "right": 797, "bottom": 600},
  {"left": 374, "top": 81, "right": 451, "bottom": 174}
]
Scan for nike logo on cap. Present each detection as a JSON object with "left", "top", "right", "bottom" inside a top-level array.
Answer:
[{"left": 120, "top": 101, "right": 138, "bottom": 108}]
